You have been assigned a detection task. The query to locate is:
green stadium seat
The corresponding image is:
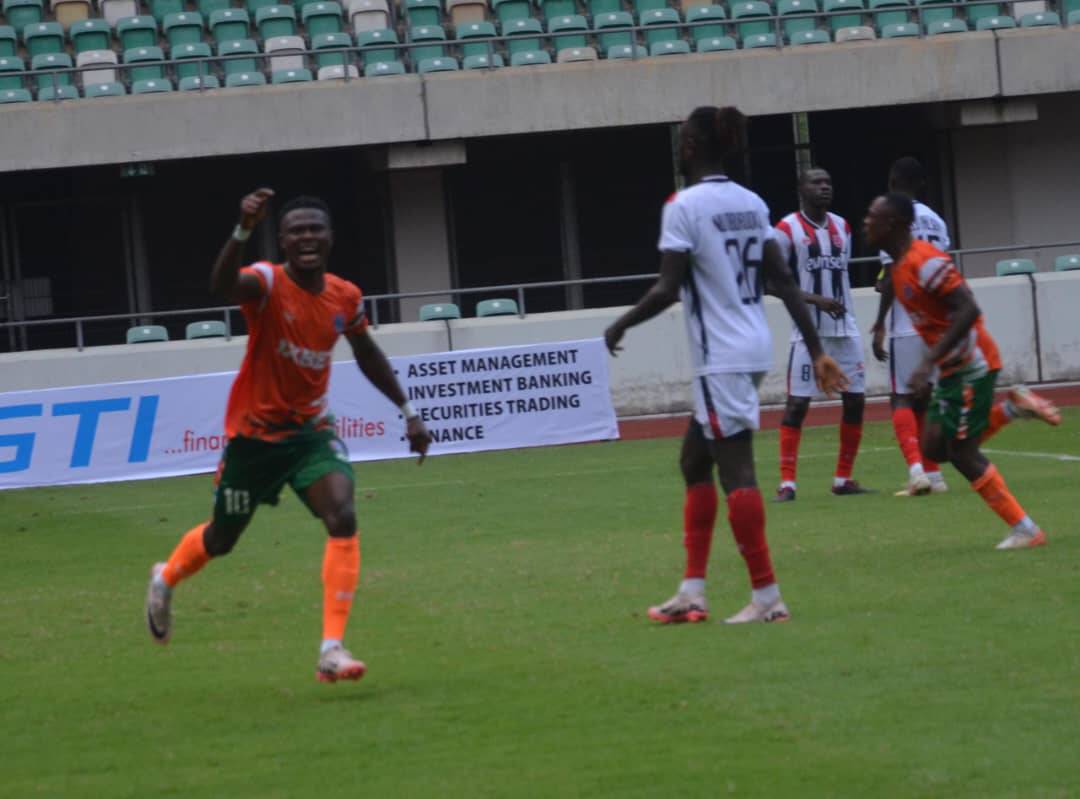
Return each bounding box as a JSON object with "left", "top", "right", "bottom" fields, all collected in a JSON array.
[
  {"left": 348, "top": 0, "right": 389, "bottom": 33},
  {"left": 357, "top": 28, "right": 399, "bottom": 66},
  {"left": 312, "top": 31, "right": 353, "bottom": 68},
  {"left": 246, "top": 0, "right": 278, "bottom": 13},
  {"left": 364, "top": 58, "right": 404, "bottom": 74},
  {"left": 209, "top": 9, "right": 251, "bottom": 42},
  {"left": 778, "top": 0, "right": 817, "bottom": 36},
  {"left": 510, "top": 48, "right": 551, "bottom": 64},
  {"left": 1054, "top": 254, "right": 1080, "bottom": 272},
  {"left": 476, "top": 298, "right": 518, "bottom": 317},
  {"left": 31, "top": 51, "right": 71, "bottom": 90},
  {"left": 685, "top": 5, "right": 728, "bottom": 43},
  {"left": 148, "top": 0, "right": 183, "bottom": 23},
  {"left": 974, "top": 14, "right": 1013, "bottom": 28},
  {"left": 869, "top": 0, "right": 908, "bottom": 27},
  {"left": 124, "top": 45, "right": 166, "bottom": 81},
  {"left": 405, "top": 0, "right": 441, "bottom": 26},
  {"left": 272, "top": 66, "right": 312, "bottom": 81},
  {"left": 163, "top": 12, "right": 205, "bottom": 46},
  {"left": 69, "top": 18, "right": 111, "bottom": 53},
  {"left": 408, "top": 24, "right": 447, "bottom": 61},
  {"left": 1020, "top": 10, "right": 1059, "bottom": 26},
  {"left": 132, "top": 76, "right": 173, "bottom": 92},
  {"left": 790, "top": 25, "right": 828, "bottom": 40},
  {"left": 256, "top": 5, "right": 297, "bottom": 38},
  {"left": 174, "top": 41, "right": 213, "bottom": 80},
  {"left": 732, "top": 1, "right": 772, "bottom": 38},
  {"left": 823, "top": 0, "right": 864, "bottom": 31},
  {"left": 995, "top": 258, "right": 1035, "bottom": 277},
  {"left": 926, "top": 17, "right": 967, "bottom": 32},
  {"left": 595, "top": 11, "right": 635, "bottom": 52},
  {"left": 186, "top": 320, "right": 228, "bottom": 339},
  {"left": 641, "top": 7, "right": 680, "bottom": 45},
  {"left": 549, "top": 15, "right": 588, "bottom": 50},
  {"left": 316, "top": 62, "right": 358, "bottom": 77},
  {"left": 116, "top": 16, "right": 159, "bottom": 50},
  {"left": 588, "top": 0, "right": 621, "bottom": 12},
  {"left": 418, "top": 54, "right": 459, "bottom": 70},
  {"left": 503, "top": 17, "right": 542, "bottom": 55},
  {"left": 457, "top": 20, "right": 497, "bottom": 59},
  {"left": 83, "top": 80, "right": 126, "bottom": 96},
  {"left": 0, "top": 86, "right": 31, "bottom": 101},
  {"left": 23, "top": 21, "right": 63, "bottom": 56},
  {"left": 178, "top": 73, "right": 220, "bottom": 88},
  {"left": 38, "top": 82, "right": 78, "bottom": 98},
  {"left": 0, "top": 55, "right": 26, "bottom": 90},
  {"left": 196, "top": 0, "right": 230, "bottom": 16},
  {"left": 2, "top": 0, "right": 44, "bottom": 35},
  {"left": 126, "top": 325, "right": 169, "bottom": 343},
  {"left": 556, "top": 45, "right": 597, "bottom": 60},
  {"left": 265, "top": 34, "right": 305, "bottom": 70},
  {"left": 834, "top": 23, "right": 874, "bottom": 38},
  {"left": 965, "top": 0, "right": 1001, "bottom": 26},
  {"left": 695, "top": 33, "right": 736, "bottom": 49},
  {"left": 635, "top": 0, "right": 669, "bottom": 12},
  {"left": 302, "top": 2, "right": 344, "bottom": 35},
  {"left": 880, "top": 19, "right": 917, "bottom": 34},
  {"left": 914, "top": 0, "right": 954, "bottom": 25},
  {"left": 492, "top": 0, "right": 531, "bottom": 22},
  {"left": 606, "top": 42, "right": 646, "bottom": 57},
  {"left": 76, "top": 48, "right": 119, "bottom": 83},
  {"left": 420, "top": 302, "right": 461, "bottom": 321},
  {"left": 462, "top": 52, "right": 503, "bottom": 67},
  {"left": 225, "top": 69, "right": 267, "bottom": 85},
  {"left": 218, "top": 38, "right": 259, "bottom": 74},
  {"left": 742, "top": 30, "right": 776, "bottom": 44},
  {"left": 539, "top": 0, "right": 575, "bottom": 16},
  {"left": 649, "top": 38, "right": 690, "bottom": 53},
  {"left": 0, "top": 25, "right": 16, "bottom": 55},
  {"left": 1069, "top": 9, "right": 1080, "bottom": 25}
]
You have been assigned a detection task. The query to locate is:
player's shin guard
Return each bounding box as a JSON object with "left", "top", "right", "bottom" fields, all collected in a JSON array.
[
  {"left": 161, "top": 523, "right": 212, "bottom": 588},
  {"left": 322, "top": 535, "right": 361, "bottom": 642},
  {"left": 836, "top": 421, "right": 862, "bottom": 480},
  {"left": 683, "top": 482, "right": 719, "bottom": 579},
  {"left": 779, "top": 425, "right": 801, "bottom": 485},
  {"left": 893, "top": 407, "right": 922, "bottom": 467},
  {"left": 727, "top": 487, "right": 775, "bottom": 589},
  {"left": 970, "top": 464, "right": 1026, "bottom": 527}
]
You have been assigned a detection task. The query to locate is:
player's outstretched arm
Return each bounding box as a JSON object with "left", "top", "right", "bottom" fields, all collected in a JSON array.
[
  {"left": 210, "top": 188, "right": 274, "bottom": 303},
  {"left": 762, "top": 240, "right": 848, "bottom": 397},
  {"left": 870, "top": 268, "right": 894, "bottom": 362},
  {"left": 346, "top": 327, "right": 432, "bottom": 464},
  {"left": 908, "top": 283, "right": 981, "bottom": 394},
  {"left": 604, "top": 251, "right": 688, "bottom": 355}
]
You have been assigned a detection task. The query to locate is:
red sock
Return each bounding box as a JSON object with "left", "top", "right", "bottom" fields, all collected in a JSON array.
[
  {"left": 779, "top": 425, "right": 801, "bottom": 484},
  {"left": 980, "top": 402, "right": 1011, "bottom": 443},
  {"left": 892, "top": 407, "right": 921, "bottom": 467},
  {"left": 683, "top": 481, "right": 718, "bottom": 579},
  {"left": 914, "top": 410, "right": 940, "bottom": 473},
  {"left": 836, "top": 421, "right": 862, "bottom": 480},
  {"left": 727, "top": 487, "right": 775, "bottom": 588},
  {"left": 162, "top": 523, "right": 211, "bottom": 588}
]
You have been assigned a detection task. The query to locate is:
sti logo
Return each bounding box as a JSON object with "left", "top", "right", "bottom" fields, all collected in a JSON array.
[{"left": 0, "top": 395, "right": 159, "bottom": 473}]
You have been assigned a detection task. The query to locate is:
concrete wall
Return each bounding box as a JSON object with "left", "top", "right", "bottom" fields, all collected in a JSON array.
[
  {"left": 2, "top": 30, "right": 1079, "bottom": 174},
  {"left": 5, "top": 273, "right": 1077, "bottom": 415},
  {"left": 388, "top": 167, "right": 454, "bottom": 321}
]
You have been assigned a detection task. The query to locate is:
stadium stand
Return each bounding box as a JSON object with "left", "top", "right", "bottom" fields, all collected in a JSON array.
[
  {"left": 996, "top": 258, "right": 1037, "bottom": 276},
  {"left": 420, "top": 302, "right": 461, "bottom": 320},
  {"left": 126, "top": 325, "right": 169, "bottom": 343},
  {"left": 476, "top": 298, "right": 519, "bottom": 317},
  {"left": 186, "top": 320, "right": 228, "bottom": 339}
]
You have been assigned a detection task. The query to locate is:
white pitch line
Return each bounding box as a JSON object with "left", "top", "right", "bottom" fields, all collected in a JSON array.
[{"left": 982, "top": 448, "right": 1080, "bottom": 462}]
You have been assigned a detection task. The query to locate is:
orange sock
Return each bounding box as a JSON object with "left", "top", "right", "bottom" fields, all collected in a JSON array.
[
  {"left": 892, "top": 407, "right": 921, "bottom": 468},
  {"left": 971, "top": 464, "right": 1026, "bottom": 526},
  {"left": 322, "top": 535, "right": 361, "bottom": 642},
  {"left": 779, "top": 425, "right": 801, "bottom": 484},
  {"left": 980, "top": 402, "right": 1012, "bottom": 443},
  {"left": 161, "top": 524, "right": 212, "bottom": 588}
]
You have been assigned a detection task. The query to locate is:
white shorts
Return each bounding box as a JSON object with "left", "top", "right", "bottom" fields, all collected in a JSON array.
[
  {"left": 692, "top": 372, "right": 765, "bottom": 440},
  {"left": 889, "top": 334, "right": 930, "bottom": 395},
  {"left": 786, "top": 336, "right": 866, "bottom": 397}
]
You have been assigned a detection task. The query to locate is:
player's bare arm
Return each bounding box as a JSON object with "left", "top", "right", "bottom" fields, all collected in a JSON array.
[
  {"left": 870, "top": 271, "right": 893, "bottom": 362},
  {"left": 209, "top": 188, "right": 275, "bottom": 303},
  {"left": 604, "top": 250, "right": 688, "bottom": 355},
  {"left": 804, "top": 293, "right": 846, "bottom": 319},
  {"left": 908, "top": 282, "right": 981, "bottom": 394},
  {"left": 346, "top": 326, "right": 432, "bottom": 463},
  {"left": 762, "top": 240, "right": 848, "bottom": 396}
]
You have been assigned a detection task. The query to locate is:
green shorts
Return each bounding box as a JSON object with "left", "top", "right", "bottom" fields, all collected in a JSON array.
[
  {"left": 929, "top": 369, "right": 998, "bottom": 441},
  {"left": 212, "top": 430, "right": 355, "bottom": 537}
]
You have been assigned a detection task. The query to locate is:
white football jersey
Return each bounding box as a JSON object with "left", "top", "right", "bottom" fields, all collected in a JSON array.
[
  {"left": 774, "top": 211, "right": 858, "bottom": 341},
  {"left": 659, "top": 176, "right": 776, "bottom": 376},
  {"left": 880, "top": 201, "right": 951, "bottom": 337}
]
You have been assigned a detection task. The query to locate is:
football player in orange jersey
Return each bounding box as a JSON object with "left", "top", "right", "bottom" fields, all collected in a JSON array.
[
  {"left": 146, "top": 188, "right": 431, "bottom": 682},
  {"left": 866, "top": 193, "right": 1060, "bottom": 550}
]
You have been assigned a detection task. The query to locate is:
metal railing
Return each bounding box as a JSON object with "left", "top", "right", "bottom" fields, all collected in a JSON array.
[
  {"left": 1, "top": 237, "right": 1078, "bottom": 351},
  {"left": 0, "top": 0, "right": 1069, "bottom": 98}
]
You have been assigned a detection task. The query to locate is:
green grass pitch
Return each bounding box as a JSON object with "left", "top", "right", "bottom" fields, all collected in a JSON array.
[{"left": 2, "top": 411, "right": 1079, "bottom": 798}]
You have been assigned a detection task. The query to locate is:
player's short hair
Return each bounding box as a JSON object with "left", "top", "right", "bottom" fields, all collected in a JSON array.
[
  {"left": 882, "top": 192, "right": 915, "bottom": 227},
  {"left": 277, "top": 195, "right": 332, "bottom": 229},
  {"left": 888, "top": 157, "right": 925, "bottom": 192},
  {"left": 798, "top": 166, "right": 829, "bottom": 185},
  {"left": 686, "top": 105, "right": 748, "bottom": 164}
]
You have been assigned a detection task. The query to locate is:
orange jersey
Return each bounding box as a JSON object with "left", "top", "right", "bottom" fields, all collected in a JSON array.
[
  {"left": 891, "top": 240, "right": 1001, "bottom": 377},
  {"left": 225, "top": 263, "right": 367, "bottom": 441}
]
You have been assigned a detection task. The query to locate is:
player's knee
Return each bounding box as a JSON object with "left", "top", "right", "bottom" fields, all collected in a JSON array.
[
  {"left": 841, "top": 393, "right": 865, "bottom": 424},
  {"left": 680, "top": 453, "right": 712, "bottom": 484},
  {"left": 323, "top": 506, "right": 357, "bottom": 539},
  {"left": 203, "top": 522, "right": 240, "bottom": 557},
  {"left": 782, "top": 398, "right": 809, "bottom": 428}
]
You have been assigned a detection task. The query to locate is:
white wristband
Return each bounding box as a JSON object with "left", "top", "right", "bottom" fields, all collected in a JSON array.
[
  {"left": 399, "top": 401, "right": 417, "bottom": 419},
  {"left": 232, "top": 224, "right": 252, "bottom": 242}
]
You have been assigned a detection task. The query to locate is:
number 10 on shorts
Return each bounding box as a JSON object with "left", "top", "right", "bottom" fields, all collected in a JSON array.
[{"left": 222, "top": 487, "right": 251, "bottom": 515}]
